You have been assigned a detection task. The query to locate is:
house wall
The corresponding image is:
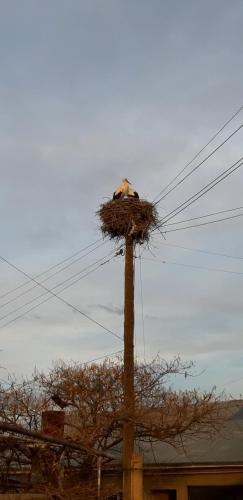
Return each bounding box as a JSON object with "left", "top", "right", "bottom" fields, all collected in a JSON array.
[
  {"left": 102, "top": 466, "right": 243, "bottom": 500},
  {"left": 143, "top": 468, "right": 243, "bottom": 500},
  {"left": 3, "top": 468, "right": 243, "bottom": 499}
]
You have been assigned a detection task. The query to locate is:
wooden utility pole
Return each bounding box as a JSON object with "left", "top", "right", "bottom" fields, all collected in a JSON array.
[
  {"left": 99, "top": 195, "right": 156, "bottom": 500},
  {"left": 123, "top": 236, "right": 135, "bottom": 500}
]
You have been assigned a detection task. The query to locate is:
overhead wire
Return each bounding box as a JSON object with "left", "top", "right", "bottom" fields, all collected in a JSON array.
[
  {"left": 0, "top": 240, "right": 107, "bottom": 310},
  {"left": 154, "top": 124, "right": 243, "bottom": 205},
  {"left": 152, "top": 105, "right": 243, "bottom": 204},
  {"left": 0, "top": 250, "right": 123, "bottom": 341},
  {"left": 161, "top": 205, "right": 243, "bottom": 227},
  {"left": 162, "top": 212, "right": 243, "bottom": 233},
  {"left": 142, "top": 256, "right": 243, "bottom": 277},
  {"left": 0, "top": 246, "right": 123, "bottom": 318},
  {"left": 152, "top": 107, "right": 243, "bottom": 391},
  {"left": 0, "top": 258, "right": 118, "bottom": 331},
  {"left": 0, "top": 349, "right": 125, "bottom": 389},
  {"left": 0, "top": 249, "right": 119, "bottom": 322},
  {"left": 0, "top": 269, "right": 123, "bottom": 340},
  {"left": 155, "top": 157, "right": 243, "bottom": 229},
  {"left": 83, "top": 349, "right": 123, "bottom": 366},
  {"left": 217, "top": 374, "right": 243, "bottom": 389},
  {"left": 156, "top": 241, "right": 243, "bottom": 262},
  {"left": 0, "top": 238, "right": 104, "bottom": 300}
]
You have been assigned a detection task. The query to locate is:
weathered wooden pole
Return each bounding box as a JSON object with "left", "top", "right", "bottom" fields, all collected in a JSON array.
[
  {"left": 97, "top": 456, "right": 102, "bottom": 500},
  {"left": 98, "top": 196, "right": 158, "bottom": 500},
  {"left": 123, "top": 235, "right": 135, "bottom": 500}
]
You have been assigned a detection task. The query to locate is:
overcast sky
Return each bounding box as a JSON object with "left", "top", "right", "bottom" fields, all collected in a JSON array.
[{"left": 0, "top": 0, "right": 243, "bottom": 396}]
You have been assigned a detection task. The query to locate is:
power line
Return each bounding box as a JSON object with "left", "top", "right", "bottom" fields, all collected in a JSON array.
[
  {"left": 218, "top": 375, "right": 243, "bottom": 389},
  {"left": 154, "top": 124, "right": 243, "bottom": 205},
  {"left": 142, "top": 256, "right": 243, "bottom": 277},
  {"left": 0, "top": 252, "right": 123, "bottom": 341},
  {"left": 0, "top": 240, "right": 107, "bottom": 310},
  {"left": 0, "top": 349, "right": 124, "bottom": 389},
  {"left": 156, "top": 157, "right": 243, "bottom": 228},
  {"left": 162, "top": 205, "right": 243, "bottom": 227},
  {"left": 0, "top": 247, "right": 122, "bottom": 324},
  {"left": 0, "top": 261, "right": 123, "bottom": 340},
  {"left": 156, "top": 159, "right": 243, "bottom": 232},
  {"left": 153, "top": 105, "right": 243, "bottom": 203},
  {"left": 83, "top": 350, "right": 123, "bottom": 366},
  {"left": 0, "top": 349, "right": 125, "bottom": 389},
  {"left": 157, "top": 241, "right": 243, "bottom": 262},
  {"left": 0, "top": 238, "right": 104, "bottom": 300},
  {"left": 0, "top": 250, "right": 118, "bottom": 322},
  {"left": 162, "top": 212, "right": 243, "bottom": 233},
  {"left": 0, "top": 257, "right": 114, "bottom": 328}
]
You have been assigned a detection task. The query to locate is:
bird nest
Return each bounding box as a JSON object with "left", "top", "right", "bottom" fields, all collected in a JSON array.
[{"left": 98, "top": 198, "right": 159, "bottom": 244}]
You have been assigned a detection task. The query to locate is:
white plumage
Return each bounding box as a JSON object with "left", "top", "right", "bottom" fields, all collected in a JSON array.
[{"left": 113, "top": 178, "right": 139, "bottom": 200}]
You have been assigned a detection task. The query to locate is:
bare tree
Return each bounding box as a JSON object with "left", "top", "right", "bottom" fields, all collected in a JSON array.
[
  {"left": 0, "top": 374, "right": 49, "bottom": 429},
  {"left": 38, "top": 356, "right": 226, "bottom": 450},
  {"left": 0, "top": 356, "right": 227, "bottom": 497}
]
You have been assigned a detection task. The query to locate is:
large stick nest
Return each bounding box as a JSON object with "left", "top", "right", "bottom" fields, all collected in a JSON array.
[{"left": 98, "top": 198, "right": 159, "bottom": 244}]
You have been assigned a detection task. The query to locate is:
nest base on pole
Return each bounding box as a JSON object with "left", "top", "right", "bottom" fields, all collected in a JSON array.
[{"left": 98, "top": 198, "right": 158, "bottom": 244}]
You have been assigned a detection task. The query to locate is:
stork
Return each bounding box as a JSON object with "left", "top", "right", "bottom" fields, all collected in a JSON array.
[{"left": 113, "top": 178, "right": 139, "bottom": 200}]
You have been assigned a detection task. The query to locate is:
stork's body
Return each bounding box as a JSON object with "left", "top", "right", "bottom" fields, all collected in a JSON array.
[{"left": 113, "top": 178, "right": 139, "bottom": 200}]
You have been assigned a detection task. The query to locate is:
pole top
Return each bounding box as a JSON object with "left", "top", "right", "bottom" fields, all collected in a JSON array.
[{"left": 98, "top": 198, "right": 159, "bottom": 244}]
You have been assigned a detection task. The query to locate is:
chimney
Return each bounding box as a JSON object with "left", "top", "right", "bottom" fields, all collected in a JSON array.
[{"left": 41, "top": 411, "right": 65, "bottom": 438}]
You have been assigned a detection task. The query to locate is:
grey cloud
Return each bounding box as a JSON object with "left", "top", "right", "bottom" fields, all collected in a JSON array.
[
  {"left": 0, "top": 0, "right": 243, "bottom": 386},
  {"left": 90, "top": 304, "right": 123, "bottom": 316}
]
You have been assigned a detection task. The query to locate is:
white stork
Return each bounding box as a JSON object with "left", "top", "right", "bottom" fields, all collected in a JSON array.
[{"left": 113, "top": 178, "right": 139, "bottom": 200}]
